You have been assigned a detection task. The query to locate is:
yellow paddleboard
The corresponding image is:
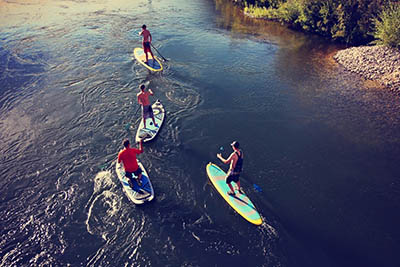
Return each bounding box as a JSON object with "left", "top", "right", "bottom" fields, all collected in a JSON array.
[{"left": 133, "top": 47, "right": 163, "bottom": 72}]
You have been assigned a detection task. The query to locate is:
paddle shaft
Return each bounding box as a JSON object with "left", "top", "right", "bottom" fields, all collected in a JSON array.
[
  {"left": 150, "top": 43, "right": 168, "bottom": 61},
  {"left": 135, "top": 105, "right": 141, "bottom": 116}
]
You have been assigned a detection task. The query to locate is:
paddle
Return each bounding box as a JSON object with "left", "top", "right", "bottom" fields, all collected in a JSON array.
[
  {"left": 150, "top": 43, "right": 168, "bottom": 62},
  {"left": 134, "top": 105, "right": 141, "bottom": 116}
]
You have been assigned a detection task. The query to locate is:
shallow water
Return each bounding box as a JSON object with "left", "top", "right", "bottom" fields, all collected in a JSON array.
[{"left": 1, "top": 0, "right": 400, "bottom": 266}]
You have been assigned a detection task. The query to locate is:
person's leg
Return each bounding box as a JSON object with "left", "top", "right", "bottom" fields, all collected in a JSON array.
[
  {"left": 227, "top": 183, "right": 235, "bottom": 195},
  {"left": 226, "top": 174, "right": 235, "bottom": 195},
  {"left": 125, "top": 172, "right": 134, "bottom": 188},
  {"left": 134, "top": 168, "right": 143, "bottom": 187},
  {"left": 141, "top": 106, "right": 147, "bottom": 128},
  {"left": 148, "top": 106, "right": 157, "bottom": 127},
  {"left": 151, "top": 116, "right": 158, "bottom": 127},
  {"left": 236, "top": 180, "right": 244, "bottom": 194},
  {"left": 235, "top": 179, "right": 241, "bottom": 190},
  {"left": 143, "top": 44, "right": 148, "bottom": 63},
  {"left": 144, "top": 43, "right": 152, "bottom": 63},
  {"left": 136, "top": 173, "right": 142, "bottom": 186}
]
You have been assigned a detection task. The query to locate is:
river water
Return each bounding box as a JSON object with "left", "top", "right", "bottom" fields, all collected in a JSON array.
[{"left": 1, "top": 0, "right": 400, "bottom": 266}]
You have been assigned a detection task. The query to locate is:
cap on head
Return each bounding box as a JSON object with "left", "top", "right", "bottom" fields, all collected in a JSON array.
[
  {"left": 140, "top": 84, "right": 145, "bottom": 90},
  {"left": 142, "top": 24, "right": 146, "bottom": 29},
  {"left": 231, "top": 141, "right": 240, "bottom": 149},
  {"left": 123, "top": 139, "right": 130, "bottom": 148}
]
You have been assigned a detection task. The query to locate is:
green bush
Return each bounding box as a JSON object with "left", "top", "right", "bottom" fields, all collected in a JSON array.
[
  {"left": 244, "top": 1, "right": 287, "bottom": 20},
  {"left": 373, "top": 2, "right": 400, "bottom": 47},
  {"left": 278, "top": 0, "right": 302, "bottom": 23},
  {"left": 241, "top": 0, "right": 397, "bottom": 45},
  {"left": 244, "top": 5, "right": 270, "bottom": 18},
  {"left": 244, "top": 0, "right": 302, "bottom": 23}
]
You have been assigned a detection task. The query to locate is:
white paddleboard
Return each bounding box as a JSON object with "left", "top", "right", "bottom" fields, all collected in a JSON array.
[
  {"left": 116, "top": 161, "right": 154, "bottom": 204},
  {"left": 135, "top": 100, "right": 165, "bottom": 143}
]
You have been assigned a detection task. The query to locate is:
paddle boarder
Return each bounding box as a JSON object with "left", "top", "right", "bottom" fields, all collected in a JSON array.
[
  {"left": 118, "top": 139, "right": 144, "bottom": 189},
  {"left": 217, "top": 141, "right": 244, "bottom": 195},
  {"left": 138, "top": 24, "right": 155, "bottom": 64},
  {"left": 137, "top": 84, "right": 158, "bottom": 129}
]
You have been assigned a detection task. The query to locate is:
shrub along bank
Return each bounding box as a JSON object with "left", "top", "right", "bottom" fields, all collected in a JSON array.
[{"left": 235, "top": 0, "right": 400, "bottom": 47}]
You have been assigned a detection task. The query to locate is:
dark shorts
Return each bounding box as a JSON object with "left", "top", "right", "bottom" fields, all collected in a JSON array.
[
  {"left": 143, "top": 42, "right": 151, "bottom": 53},
  {"left": 226, "top": 171, "right": 240, "bottom": 184},
  {"left": 125, "top": 167, "right": 142, "bottom": 181},
  {"left": 142, "top": 105, "right": 154, "bottom": 120}
]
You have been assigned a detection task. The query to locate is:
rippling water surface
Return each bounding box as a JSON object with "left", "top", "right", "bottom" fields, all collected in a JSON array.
[{"left": 1, "top": 0, "right": 400, "bottom": 266}]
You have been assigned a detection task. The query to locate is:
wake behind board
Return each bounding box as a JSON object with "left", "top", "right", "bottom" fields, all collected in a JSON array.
[
  {"left": 206, "top": 163, "right": 262, "bottom": 225},
  {"left": 135, "top": 100, "right": 165, "bottom": 143},
  {"left": 133, "top": 47, "right": 163, "bottom": 72},
  {"left": 116, "top": 161, "right": 154, "bottom": 204}
]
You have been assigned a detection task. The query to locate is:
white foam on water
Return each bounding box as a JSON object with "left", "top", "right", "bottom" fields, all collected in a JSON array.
[{"left": 86, "top": 190, "right": 122, "bottom": 240}]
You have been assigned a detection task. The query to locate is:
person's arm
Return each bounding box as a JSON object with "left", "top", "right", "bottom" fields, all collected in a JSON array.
[
  {"left": 117, "top": 151, "right": 122, "bottom": 163},
  {"left": 137, "top": 94, "right": 142, "bottom": 105},
  {"left": 217, "top": 152, "right": 234, "bottom": 165},
  {"left": 137, "top": 140, "right": 143, "bottom": 153},
  {"left": 148, "top": 89, "right": 154, "bottom": 95},
  {"left": 139, "top": 30, "right": 143, "bottom": 36},
  {"left": 132, "top": 141, "right": 143, "bottom": 155},
  {"left": 149, "top": 33, "right": 152, "bottom": 43},
  {"left": 217, "top": 153, "right": 226, "bottom": 163}
]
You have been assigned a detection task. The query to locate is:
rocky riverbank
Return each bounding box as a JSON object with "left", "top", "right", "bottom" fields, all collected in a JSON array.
[{"left": 334, "top": 45, "right": 400, "bottom": 91}]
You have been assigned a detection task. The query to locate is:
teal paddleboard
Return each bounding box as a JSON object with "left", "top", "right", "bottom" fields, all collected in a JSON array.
[{"left": 206, "top": 162, "right": 262, "bottom": 225}]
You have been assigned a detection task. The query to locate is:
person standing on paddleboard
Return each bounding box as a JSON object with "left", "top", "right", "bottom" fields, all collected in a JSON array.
[
  {"left": 138, "top": 24, "right": 155, "bottom": 64},
  {"left": 137, "top": 84, "right": 158, "bottom": 129},
  {"left": 217, "top": 141, "right": 244, "bottom": 195},
  {"left": 118, "top": 139, "right": 144, "bottom": 189}
]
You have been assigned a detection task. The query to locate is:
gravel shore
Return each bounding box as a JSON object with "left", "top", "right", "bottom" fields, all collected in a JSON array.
[{"left": 334, "top": 45, "right": 400, "bottom": 91}]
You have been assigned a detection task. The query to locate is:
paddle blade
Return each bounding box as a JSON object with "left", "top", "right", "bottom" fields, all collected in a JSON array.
[{"left": 253, "top": 184, "right": 262, "bottom": 192}]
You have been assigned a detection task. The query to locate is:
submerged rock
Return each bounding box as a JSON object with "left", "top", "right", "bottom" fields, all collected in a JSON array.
[{"left": 334, "top": 45, "right": 400, "bottom": 92}]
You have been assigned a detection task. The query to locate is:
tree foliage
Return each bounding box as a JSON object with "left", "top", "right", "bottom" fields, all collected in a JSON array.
[
  {"left": 373, "top": 2, "right": 400, "bottom": 47},
  {"left": 242, "top": 0, "right": 399, "bottom": 46}
]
